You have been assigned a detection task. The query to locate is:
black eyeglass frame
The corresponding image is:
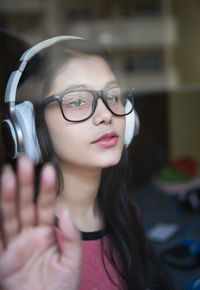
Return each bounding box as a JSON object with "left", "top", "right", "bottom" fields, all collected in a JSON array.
[{"left": 39, "top": 85, "right": 135, "bottom": 122}]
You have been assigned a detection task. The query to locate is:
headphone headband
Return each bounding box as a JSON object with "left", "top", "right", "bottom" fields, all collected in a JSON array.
[
  {"left": 4, "top": 35, "right": 83, "bottom": 103},
  {"left": 20, "top": 35, "right": 83, "bottom": 62}
]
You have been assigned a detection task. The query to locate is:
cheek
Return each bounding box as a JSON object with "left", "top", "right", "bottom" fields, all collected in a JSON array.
[
  {"left": 47, "top": 126, "right": 80, "bottom": 162},
  {"left": 118, "top": 117, "right": 126, "bottom": 140},
  {"left": 44, "top": 107, "right": 68, "bottom": 153},
  {"left": 45, "top": 108, "right": 86, "bottom": 161}
]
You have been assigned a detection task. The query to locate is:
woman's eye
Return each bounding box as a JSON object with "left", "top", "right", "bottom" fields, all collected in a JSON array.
[
  {"left": 107, "top": 95, "right": 119, "bottom": 102},
  {"left": 68, "top": 98, "right": 86, "bottom": 107}
]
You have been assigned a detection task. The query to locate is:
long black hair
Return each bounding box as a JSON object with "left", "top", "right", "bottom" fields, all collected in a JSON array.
[
  {"left": 98, "top": 149, "right": 174, "bottom": 289},
  {"left": 18, "top": 38, "right": 173, "bottom": 290}
]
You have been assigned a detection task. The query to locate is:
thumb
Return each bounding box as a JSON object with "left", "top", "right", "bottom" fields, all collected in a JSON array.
[{"left": 58, "top": 208, "right": 82, "bottom": 267}]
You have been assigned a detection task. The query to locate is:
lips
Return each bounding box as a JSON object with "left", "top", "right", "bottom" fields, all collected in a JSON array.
[{"left": 92, "top": 131, "right": 119, "bottom": 147}]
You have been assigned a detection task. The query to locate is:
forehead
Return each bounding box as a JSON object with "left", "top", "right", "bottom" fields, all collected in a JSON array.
[{"left": 50, "top": 55, "right": 116, "bottom": 93}]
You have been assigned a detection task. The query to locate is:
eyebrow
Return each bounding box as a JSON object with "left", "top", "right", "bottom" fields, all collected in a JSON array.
[
  {"left": 62, "top": 80, "right": 120, "bottom": 92},
  {"left": 105, "top": 80, "right": 120, "bottom": 88},
  {"left": 61, "top": 84, "right": 87, "bottom": 91}
]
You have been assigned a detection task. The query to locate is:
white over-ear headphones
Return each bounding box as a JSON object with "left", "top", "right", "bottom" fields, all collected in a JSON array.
[{"left": 2, "top": 35, "right": 139, "bottom": 164}]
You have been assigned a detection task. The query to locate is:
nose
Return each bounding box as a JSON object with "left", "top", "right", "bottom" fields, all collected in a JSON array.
[{"left": 93, "top": 99, "right": 112, "bottom": 125}]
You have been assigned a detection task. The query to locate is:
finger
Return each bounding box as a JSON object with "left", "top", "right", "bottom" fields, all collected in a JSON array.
[
  {"left": 0, "top": 206, "right": 3, "bottom": 253},
  {"left": 17, "top": 156, "right": 35, "bottom": 229},
  {"left": 37, "top": 164, "right": 57, "bottom": 226},
  {"left": 59, "top": 209, "right": 81, "bottom": 269},
  {"left": 0, "top": 168, "right": 19, "bottom": 246},
  {"left": 0, "top": 230, "right": 3, "bottom": 253}
]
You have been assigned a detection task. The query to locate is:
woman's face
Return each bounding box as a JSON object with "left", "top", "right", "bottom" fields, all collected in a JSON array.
[{"left": 44, "top": 55, "right": 125, "bottom": 171}]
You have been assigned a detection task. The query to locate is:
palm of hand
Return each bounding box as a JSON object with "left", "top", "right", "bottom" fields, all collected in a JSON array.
[{"left": 0, "top": 157, "right": 81, "bottom": 290}]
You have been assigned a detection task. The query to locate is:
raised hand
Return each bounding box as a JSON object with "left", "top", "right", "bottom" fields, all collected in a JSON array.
[{"left": 0, "top": 156, "right": 81, "bottom": 290}]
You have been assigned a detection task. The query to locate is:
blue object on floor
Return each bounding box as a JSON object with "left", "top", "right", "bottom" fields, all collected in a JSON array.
[
  {"left": 186, "top": 277, "right": 200, "bottom": 290},
  {"left": 161, "top": 239, "right": 200, "bottom": 269}
]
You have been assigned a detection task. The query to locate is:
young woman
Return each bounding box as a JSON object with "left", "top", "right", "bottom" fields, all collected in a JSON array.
[{"left": 0, "top": 37, "right": 173, "bottom": 290}]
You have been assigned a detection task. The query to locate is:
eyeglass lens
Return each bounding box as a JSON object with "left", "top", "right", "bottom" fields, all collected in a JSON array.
[{"left": 61, "top": 87, "right": 133, "bottom": 121}]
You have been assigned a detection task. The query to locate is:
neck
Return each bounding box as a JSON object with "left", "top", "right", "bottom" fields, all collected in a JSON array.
[{"left": 56, "top": 163, "right": 103, "bottom": 232}]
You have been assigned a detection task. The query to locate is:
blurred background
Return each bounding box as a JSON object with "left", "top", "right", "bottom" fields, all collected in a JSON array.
[{"left": 0, "top": 0, "right": 200, "bottom": 289}]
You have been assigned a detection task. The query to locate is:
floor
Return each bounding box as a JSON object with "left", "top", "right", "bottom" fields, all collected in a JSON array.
[{"left": 131, "top": 184, "right": 200, "bottom": 290}]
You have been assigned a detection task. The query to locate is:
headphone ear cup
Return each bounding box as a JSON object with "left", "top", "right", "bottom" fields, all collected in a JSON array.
[
  {"left": 125, "top": 100, "right": 136, "bottom": 147},
  {"left": 15, "top": 101, "right": 41, "bottom": 164},
  {"left": 2, "top": 118, "right": 18, "bottom": 159}
]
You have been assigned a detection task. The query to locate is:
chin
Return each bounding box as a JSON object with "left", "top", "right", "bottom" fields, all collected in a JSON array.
[
  {"left": 101, "top": 147, "right": 123, "bottom": 167},
  {"left": 97, "top": 154, "right": 122, "bottom": 169}
]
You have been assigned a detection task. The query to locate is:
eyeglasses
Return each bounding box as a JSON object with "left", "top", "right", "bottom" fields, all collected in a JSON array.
[{"left": 40, "top": 85, "right": 134, "bottom": 122}]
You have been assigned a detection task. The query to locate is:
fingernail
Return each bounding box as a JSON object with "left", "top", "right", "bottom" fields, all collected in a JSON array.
[
  {"left": 18, "top": 155, "right": 33, "bottom": 166},
  {"left": 43, "top": 164, "right": 56, "bottom": 180}
]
